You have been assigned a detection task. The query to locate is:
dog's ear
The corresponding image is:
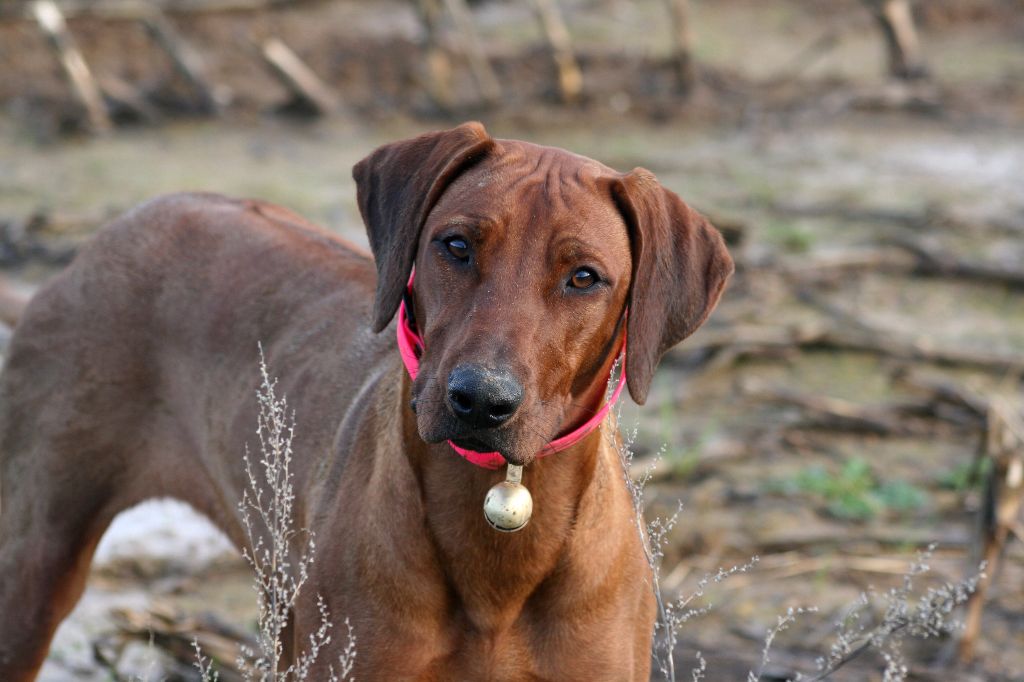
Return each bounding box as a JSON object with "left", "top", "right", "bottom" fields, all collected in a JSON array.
[
  {"left": 609, "top": 168, "right": 734, "bottom": 405},
  {"left": 353, "top": 122, "right": 495, "bottom": 332}
]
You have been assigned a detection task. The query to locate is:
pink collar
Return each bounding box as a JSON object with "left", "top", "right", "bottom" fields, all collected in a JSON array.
[{"left": 397, "top": 284, "right": 626, "bottom": 469}]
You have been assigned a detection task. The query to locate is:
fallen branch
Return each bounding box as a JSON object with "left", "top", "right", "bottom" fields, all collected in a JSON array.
[
  {"left": 769, "top": 26, "right": 843, "bottom": 86},
  {"left": 442, "top": 0, "right": 501, "bottom": 105},
  {"left": 98, "top": 74, "right": 163, "bottom": 123},
  {"left": 960, "top": 400, "right": 1024, "bottom": 662},
  {"left": 758, "top": 199, "right": 1024, "bottom": 236},
  {"left": 100, "top": 601, "right": 254, "bottom": 681},
  {"left": 529, "top": 0, "right": 581, "bottom": 103},
  {"left": 2, "top": 0, "right": 327, "bottom": 21},
  {"left": 884, "top": 236, "right": 1024, "bottom": 289},
  {"left": 740, "top": 382, "right": 949, "bottom": 437},
  {"left": 893, "top": 371, "right": 990, "bottom": 419},
  {"left": 672, "top": 322, "right": 1024, "bottom": 377},
  {"left": 30, "top": 0, "right": 112, "bottom": 133},
  {"left": 748, "top": 240, "right": 1024, "bottom": 291},
  {"left": 755, "top": 526, "right": 970, "bottom": 553},
  {"left": 863, "top": 0, "right": 929, "bottom": 80},
  {"left": 0, "top": 212, "right": 83, "bottom": 267},
  {"left": 663, "top": 0, "right": 696, "bottom": 93},
  {"left": 415, "top": 0, "right": 455, "bottom": 111},
  {"left": 260, "top": 37, "right": 339, "bottom": 115},
  {"left": 142, "top": 10, "right": 223, "bottom": 114},
  {"left": 763, "top": 248, "right": 916, "bottom": 281}
]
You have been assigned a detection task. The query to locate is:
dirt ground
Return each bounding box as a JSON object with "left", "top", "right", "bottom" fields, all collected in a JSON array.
[{"left": 1, "top": 0, "right": 1023, "bottom": 680}]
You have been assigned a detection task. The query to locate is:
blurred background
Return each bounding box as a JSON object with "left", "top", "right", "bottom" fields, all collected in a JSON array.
[{"left": 1, "top": 0, "right": 1022, "bottom": 679}]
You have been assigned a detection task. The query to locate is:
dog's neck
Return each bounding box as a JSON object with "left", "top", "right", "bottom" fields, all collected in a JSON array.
[{"left": 396, "top": 361, "right": 627, "bottom": 633}]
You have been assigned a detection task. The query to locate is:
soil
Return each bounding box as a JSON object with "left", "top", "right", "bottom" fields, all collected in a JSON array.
[{"left": 1, "top": 0, "right": 1023, "bottom": 680}]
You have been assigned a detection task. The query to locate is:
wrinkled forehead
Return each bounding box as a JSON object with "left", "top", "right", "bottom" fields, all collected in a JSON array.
[{"left": 430, "top": 140, "right": 628, "bottom": 233}]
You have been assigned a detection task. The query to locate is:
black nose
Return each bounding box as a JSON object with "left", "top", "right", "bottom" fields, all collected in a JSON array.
[{"left": 447, "top": 364, "right": 524, "bottom": 429}]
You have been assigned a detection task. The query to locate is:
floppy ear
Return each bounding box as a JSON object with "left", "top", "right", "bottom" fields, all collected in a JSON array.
[
  {"left": 609, "top": 168, "right": 734, "bottom": 404},
  {"left": 353, "top": 121, "right": 495, "bottom": 332}
]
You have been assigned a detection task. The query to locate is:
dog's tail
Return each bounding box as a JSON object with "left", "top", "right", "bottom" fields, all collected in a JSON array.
[{"left": 0, "top": 276, "right": 33, "bottom": 329}]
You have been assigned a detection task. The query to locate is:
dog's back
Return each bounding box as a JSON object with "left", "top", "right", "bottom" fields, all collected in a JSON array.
[{"left": 0, "top": 192, "right": 385, "bottom": 678}]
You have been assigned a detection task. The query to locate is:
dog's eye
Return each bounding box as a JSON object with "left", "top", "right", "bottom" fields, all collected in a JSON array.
[
  {"left": 445, "top": 237, "right": 470, "bottom": 261},
  {"left": 569, "top": 268, "right": 598, "bottom": 290}
]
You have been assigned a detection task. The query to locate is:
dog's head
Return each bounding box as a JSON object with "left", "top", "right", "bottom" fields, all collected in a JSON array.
[{"left": 354, "top": 122, "right": 733, "bottom": 465}]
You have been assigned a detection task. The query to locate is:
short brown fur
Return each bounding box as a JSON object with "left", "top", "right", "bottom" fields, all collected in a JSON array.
[{"left": 0, "top": 122, "right": 732, "bottom": 681}]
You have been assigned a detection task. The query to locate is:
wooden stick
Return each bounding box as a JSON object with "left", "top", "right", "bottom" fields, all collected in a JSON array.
[
  {"left": 259, "top": 38, "right": 339, "bottom": 115},
  {"left": 742, "top": 382, "right": 941, "bottom": 437},
  {"left": 756, "top": 526, "right": 970, "bottom": 553},
  {"left": 142, "top": 11, "right": 221, "bottom": 114},
  {"left": 672, "top": 322, "right": 1024, "bottom": 376},
  {"left": 441, "top": 0, "right": 501, "bottom": 105},
  {"left": 770, "top": 248, "right": 916, "bottom": 281},
  {"left": 893, "top": 371, "right": 990, "bottom": 418},
  {"left": 758, "top": 239, "right": 1024, "bottom": 290},
  {"left": 884, "top": 237, "right": 1024, "bottom": 289},
  {"left": 960, "top": 402, "right": 1024, "bottom": 662},
  {"left": 528, "top": 0, "right": 581, "bottom": 103},
  {"left": 30, "top": 0, "right": 111, "bottom": 133},
  {"left": 414, "top": 0, "right": 455, "bottom": 111},
  {"left": 2, "top": 0, "right": 317, "bottom": 21},
  {"left": 863, "top": 0, "right": 928, "bottom": 80},
  {"left": 663, "top": 0, "right": 696, "bottom": 92},
  {"left": 98, "top": 74, "right": 162, "bottom": 122},
  {"left": 109, "top": 601, "right": 253, "bottom": 681},
  {"left": 771, "top": 27, "right": 843, "bottom": 85},
  {"left": 763, "top": 198, "right": 1024, "bottom": 239},
  {"left": 763, "top": 198, "right": 938, "bottom": 228}
]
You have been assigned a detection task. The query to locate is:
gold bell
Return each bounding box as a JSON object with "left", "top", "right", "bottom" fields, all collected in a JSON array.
[{"left": 483, "top": 464, "right": 533, "bottom": 532}]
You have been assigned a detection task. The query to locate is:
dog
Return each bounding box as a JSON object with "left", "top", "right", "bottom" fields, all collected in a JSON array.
[{"left": 0, "top": 122, "right": 732, "bottom": 680}]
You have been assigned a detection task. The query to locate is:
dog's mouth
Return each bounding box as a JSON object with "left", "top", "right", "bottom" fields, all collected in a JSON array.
[
  {"left": 412, "top": 382, "right": 544, "bottom": 465},
  {"left": 445, "top": 423, "right": 537, "bottom": 465},
  {"left": 450, "top": 435, "right": 496, "bottom": 452}
]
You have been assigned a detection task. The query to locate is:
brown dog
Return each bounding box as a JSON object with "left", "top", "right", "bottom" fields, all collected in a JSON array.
[{"left": 0, "top": 122, "right": 732, "bottom": 680}]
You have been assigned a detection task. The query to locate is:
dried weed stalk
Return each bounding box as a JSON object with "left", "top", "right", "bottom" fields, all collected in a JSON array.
[
  {"left": 194, "top": 346, "right": 356, "bottom": 682},
  {"left": 792, "top": 546, "right": 986, "bottom": 682},
  {"left": 607, "top": 362, "right": 985, "bottom": 682},
  {"left": 607, "top": 360, "right": 757, "bottom": 681}
]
